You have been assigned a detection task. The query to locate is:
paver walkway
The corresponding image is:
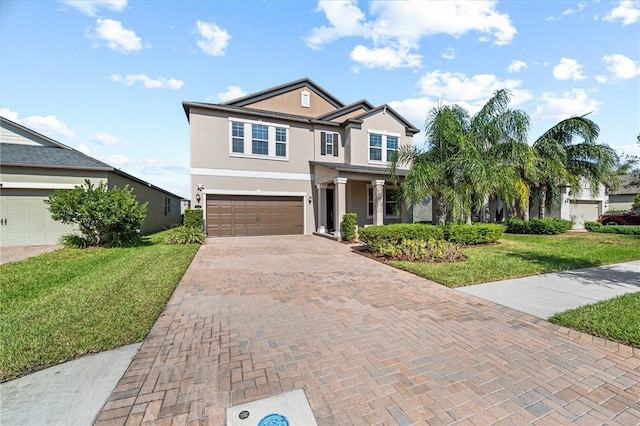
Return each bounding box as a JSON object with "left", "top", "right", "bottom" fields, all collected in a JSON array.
[{"left": 96, "top": 236, "right": 640, "bottom": 425}]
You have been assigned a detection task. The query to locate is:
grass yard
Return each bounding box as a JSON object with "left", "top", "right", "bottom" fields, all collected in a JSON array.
[
  {"left": 0, "top": 231, "right": 200, "bottom": 381},
  {"left": 549, "top": 292, "right": 640, "bottom": 348},
  {"left": 387, "top": 232, "right": 640, "bottom": 287}
]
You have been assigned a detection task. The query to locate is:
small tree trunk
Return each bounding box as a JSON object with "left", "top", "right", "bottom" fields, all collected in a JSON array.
[
  {"left": 436, "top": 194, "right": 446, "bottom": 225},
  {"left": 522, "top": 197, "right": 530, "bottom": 221},
  {"left": 539, "top": 186, "right": 547, "bottom": 219}
]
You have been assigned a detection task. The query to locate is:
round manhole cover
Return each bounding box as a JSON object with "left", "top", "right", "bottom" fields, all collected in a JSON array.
[{"left": 258, "top": 413, "right": 290, "bottom": 426}]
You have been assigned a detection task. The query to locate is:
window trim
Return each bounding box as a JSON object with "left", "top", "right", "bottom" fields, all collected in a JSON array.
[
  {"left": 228, "top": 118, "right": 289, "bottom": 161},
  {"left": 367, "top": 130, "right": 401, "bottom": 164}
]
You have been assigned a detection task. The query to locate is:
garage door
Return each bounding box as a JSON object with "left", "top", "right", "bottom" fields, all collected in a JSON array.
[
  {"left": 0, "top": 189, "right": 76, "bottom": 245},
  {"left": 570, "top": 200, "right": 600, "bottom": 226},
  {"left": 206, "top": 195, "right": 303, "bottom": 237}
]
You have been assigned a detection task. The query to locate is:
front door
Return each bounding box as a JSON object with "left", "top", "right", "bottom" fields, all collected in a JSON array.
[{"left": 326, "top": 188, "right": 334, "bottom": 231}]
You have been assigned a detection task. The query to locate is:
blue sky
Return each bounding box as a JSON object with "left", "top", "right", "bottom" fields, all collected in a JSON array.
[{"left": 1, "top": 0, "right": 639, "bottom": 198}]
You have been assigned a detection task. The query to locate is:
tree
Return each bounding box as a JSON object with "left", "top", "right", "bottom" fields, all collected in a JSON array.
[
  {"left": 391, "top": 90, "right": 532, "bottom": 224},
  {"left": 46, "top": 179, "right": 147, "bottom": 247},
  {"left": 532, "top": 115, "right": 617, "bottom": 219}
]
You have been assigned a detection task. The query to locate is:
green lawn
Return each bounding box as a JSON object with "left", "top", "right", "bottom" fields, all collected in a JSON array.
[
  {"left": 387, "top": 233, "right": 640, "bottom": 287},
  {"left": 549, "top": 292, "right": 640, "bottom": 348},
  {"left": 0, "top": 231, "right": 200, "bottom": 381}
]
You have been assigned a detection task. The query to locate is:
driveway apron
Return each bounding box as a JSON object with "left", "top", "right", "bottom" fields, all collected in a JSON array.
[{"left": 95, "top": 235, "right": 640, "bottom": 425}]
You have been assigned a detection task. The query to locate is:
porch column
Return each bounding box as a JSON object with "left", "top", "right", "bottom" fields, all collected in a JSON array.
[
  {"left": 315, "top": 183, "right": 327, "bottom": 233},
  {"left": 372, "top": 179, "right": 385, "bottom": 226},
  {"left": 334, "top": 177, "right": 347, "bottom": 238}
]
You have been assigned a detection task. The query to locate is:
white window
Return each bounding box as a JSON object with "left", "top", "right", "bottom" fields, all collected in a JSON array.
[
  {"left": 368, "top": 186, "right": 401, "bottom": 218},
  {"left": 368, "top": 131, "right": 401, "bottom": 163},
  {"left": 229, "top": 118, "right": 289, "bottom": 161},
  {"left": 301, "top": 90, "right": 310, "bottom": 108},
  {"left": 326, "top": 133, "right": 334, "bottom": 155}
]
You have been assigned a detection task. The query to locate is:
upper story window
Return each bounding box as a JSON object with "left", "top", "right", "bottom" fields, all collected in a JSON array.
[
  {"left": 369, "top": 131, "right": 401, "bottom": 163},
  {"left": 229, "top": 118, "right": 289, "bottom": 161},
  {"left": 232, "top": 122, "right": 244, "bottom": 153},
  {"left": 252, "top": 124, "right": 269, "bottom": 155},
  {"left": 321, "top": 132, "right": 339, "bottom": 157}
]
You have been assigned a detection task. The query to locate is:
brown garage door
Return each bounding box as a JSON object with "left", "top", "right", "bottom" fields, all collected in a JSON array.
[{"left": 206, "top": 195, "right": 303, "bottom": 237}]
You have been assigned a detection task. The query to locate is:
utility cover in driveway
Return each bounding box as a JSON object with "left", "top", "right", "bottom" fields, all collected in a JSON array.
[
  {"left": 206, "top": 195, "right": 303, "bottom": 237},
  {"left": 226, "top": 389, "right": 316, "bottom": 426}
]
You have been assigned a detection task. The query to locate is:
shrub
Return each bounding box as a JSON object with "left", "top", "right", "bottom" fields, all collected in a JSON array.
[
  {"left": 184, "top": 208, "right": 204, "bottom": 230},
  {"left": 584, "top": 221, "right": 603, "bottom": 232},
  {"left": 443, "top": 224, "right": 505, "bottom": 245},
  {"left": 341, "top": 213, "right": 357, "bottom": 242},
  {"left": 505, "top": 218, "right": 573, "bottom": 235},
  {"left": 60, "top": 234, "right": 92, "bottom": 249},
  {"left": 390, "top": 239, "right": 464, "bottom": 262},
  {"left": 633, "top": 193, "right": 640, "bottom": 209},
  {"left": 591, "top": 225, "right": 640, "bottom": 235},
  {"left": 163, "top": 226, "right": 206, "bottom": 244},
  {"left": 358, "top": 223, "right": 444, "bottom": 253},
  {"left": 46, "top": 179, "right": 147, "bottom": 247}
]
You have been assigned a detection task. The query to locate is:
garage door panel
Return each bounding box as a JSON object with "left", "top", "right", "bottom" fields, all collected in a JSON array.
[{"left": 206, "top": 195, "right": 303, "bottom": 237}]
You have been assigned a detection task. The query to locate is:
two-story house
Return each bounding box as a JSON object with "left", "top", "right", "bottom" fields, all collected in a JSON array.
[{"left": 183, "top": 78, "right": 420, "bottom": 238}]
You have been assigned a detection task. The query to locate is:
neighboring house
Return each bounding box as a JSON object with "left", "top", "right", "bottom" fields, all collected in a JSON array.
[
  {"left": 0, "top": 117, "right": 183, "bottom": 246},
  {"left": 608, "top": 175, "right": 639, "bottom": 211},
  {"left": 184, "top": 78, "right": 420, "bottom": 238}
]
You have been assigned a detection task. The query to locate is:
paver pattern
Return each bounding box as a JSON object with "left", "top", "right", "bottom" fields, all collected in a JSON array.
[{"left": 96, "top": 235, "right": 640, "bottom": 425}]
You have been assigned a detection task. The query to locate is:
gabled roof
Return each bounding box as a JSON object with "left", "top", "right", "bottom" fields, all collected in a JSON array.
[
  {"left": 223, "top": 77, "right": 345, "bottom": 109},
  {"left": 315, "top": 100, "right": 374, "bottom": 122},
  {"left": 0, "top": 117, "right": 184, "bottom": 199},
  {"left": 354, "top": 104, "right": 421, "bottom": 135}
]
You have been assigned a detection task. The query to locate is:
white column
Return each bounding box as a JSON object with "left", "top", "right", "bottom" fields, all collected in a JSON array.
[
  {"left": 334, "top": 178, "right": 347, "bottom": 238},
  {"left": 372, "top": 179, "right": 385, "bottom": 226},
  {"left": 315, "top": 183, "right": 327, "bottom": 233}
]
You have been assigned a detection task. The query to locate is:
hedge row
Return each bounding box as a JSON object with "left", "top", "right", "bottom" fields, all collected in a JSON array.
[
  {"left": 585, "top": 221, "right": 640, "bottom": 235},
  {"left": 504, "top": 218, "right": 573, "bottom": 235},
  {"left": 358, "top": 223, "right": 505, "bottom": 252}
]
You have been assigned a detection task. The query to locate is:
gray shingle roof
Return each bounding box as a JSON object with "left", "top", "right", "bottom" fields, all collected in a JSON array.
[{"left": 0, "top": 143, "right": 112, "bottom": 170}]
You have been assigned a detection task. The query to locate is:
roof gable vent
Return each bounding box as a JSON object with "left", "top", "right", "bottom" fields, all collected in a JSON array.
[{"left": 301, "top": 90, "right": 310, "bottom": 108}]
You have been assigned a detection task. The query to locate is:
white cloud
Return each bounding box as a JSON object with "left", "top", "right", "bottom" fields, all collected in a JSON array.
[
  {"left": 93, "top": 131, "right": 128, "bottom": 145},
  {"left": 196, "top": 21, "right": 231, "bottom": 56},
  {"left": 508, "top": 59, "right": 527, "bottom": 73},
  {"left": 75, "top": 144, "right": 91, "bottom": 155},
  {"left": 603, "top": 1, "right": 640, "bottom": 26},
  {"left": 111, "top": 74, "right": 184, "bottom": 89},
  {"left": 214, "top": 86, "right": 247, "bottom": 102},
  {"left": 595, "top": 75, "right": 608, "bottom": 83},
  {"left": 552, "top": 58, "right": 586, "bottom": 80},
  {"left": 61, "top": 0, "right": 127, "bottom": 16},
  {"left": 0, "top": 108, "right": 76, "bottom": 139},
  {"left": 350, "top": 45, "right": 423, "bottom": 69},
  {"left": 417, "top": 70, "right": 532, "bottom": 105},
  {"left": 441, "top": 47, "right": 456, "bottom": 60},
  {"left": 532, "top": 89, "right": 601, "bottom": 121},
  {"left": 602, "top": 54, "right": 640, "bottom": 79},
  {"left": 305, "top": 0, "right": 516, "bottom": 69},
  {"left": 546, "top": 1, "right": 587, "bottom": 20},
  {"left": 86, "top": 18, "right": 143, "bottom": 53}
]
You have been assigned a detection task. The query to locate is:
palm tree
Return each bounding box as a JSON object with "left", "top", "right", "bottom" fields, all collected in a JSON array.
[
  {"left": 532, "top": 115, "right": 617, "bottom": 219},
  {"left": 391, "top": 90, "right": 532, "bottom": 224}
]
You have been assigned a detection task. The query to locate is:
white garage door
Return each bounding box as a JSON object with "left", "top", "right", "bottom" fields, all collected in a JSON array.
[
  {"left": 570, "top": 200, "right": 600, "bottom": 227},
  {"left": 0, "top": 189, "right": 75, "bottom": 246}
]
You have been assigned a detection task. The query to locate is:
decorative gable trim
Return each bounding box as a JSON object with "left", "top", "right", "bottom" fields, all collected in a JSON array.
[
  {"left": 223, "top": 78, "right": 344, "bottom": 109},
  {"left": 315, "top": 100, "right": 374, "bottom": 122},
  {"left": 355, "top": 104, "right": 420, "bottom": 135}
]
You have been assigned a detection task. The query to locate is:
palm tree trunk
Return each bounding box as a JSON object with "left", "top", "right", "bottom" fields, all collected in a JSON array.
[
  {"left": 522, "top": 197, "right": 530, "bottom": 221},
  {"left": 435, "top": 194, "right": 446, "bottom": 225},
  {"left": 539, "top": 186, "right": 547, "bottom": 219}
]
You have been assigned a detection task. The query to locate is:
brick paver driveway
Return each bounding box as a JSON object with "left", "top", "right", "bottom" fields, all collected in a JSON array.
[{"left": 96, "top": 235, "right": 640, "bottom": 425}]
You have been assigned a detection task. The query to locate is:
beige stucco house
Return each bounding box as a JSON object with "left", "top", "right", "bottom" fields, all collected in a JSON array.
[
  {"left": 608, "top": 175, "right": 639, "bottom": 212},
  {"left": 184, "top": 78, "right": 419, "bottom": 238},
  {"left": 0, "top": 117, "right": 184, "bottom": 246}
]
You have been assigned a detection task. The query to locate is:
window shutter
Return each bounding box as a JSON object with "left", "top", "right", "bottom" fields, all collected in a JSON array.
[
  {"left": 333, "top": 133, "right": 339, "bottom": 157},
  {"left": 321, "top": 132, "right": 326, "bottom": 156}
]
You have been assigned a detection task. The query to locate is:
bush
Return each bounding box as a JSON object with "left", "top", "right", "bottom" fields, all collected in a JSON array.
[
  {"left": 46, "top": 179, "right": 147, "bottom": 247},
  {"left": 341, "top": 213, "right": 357, "bottom": 242},
  {"left": 443, "top": 224, "right": 505, "bottom": 245},
  {"left": 505, "top": 218, "right": 573, "bottom": 235},
  {"left": 386, "top": 239, "right": 464, "bottom": 262},
  {"left": 584, "top": 221, "right": 603, "bottom": 232},
  {"left": 184, "top": 208, "right": 204, "bottom": 230},
  {"left": 60, "top": 234, "right": 92, "bottom": 249},
  {"left": 163, "top": 226, "right": 206, "bottom": 244},
  {"left": 633, "top": 193, "right": 640, "bottom": 209},
  {"left": 358, "top": 223, "right": 444, "bottom": 253},
  {"left": 588, "top": 225, "right": 640, "bottom": 235}
]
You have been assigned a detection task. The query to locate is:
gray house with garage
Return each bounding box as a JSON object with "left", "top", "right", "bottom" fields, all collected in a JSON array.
[
  {"left": 0, "top": 116, "right": 184, "bottom": 246},
  {"left": 183, "top": 78, "right": 420, "bottom": 238}
]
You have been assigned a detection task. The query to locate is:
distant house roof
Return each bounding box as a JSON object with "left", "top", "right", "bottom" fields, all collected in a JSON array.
[
  {"left": 0, "top": 117, "right": 184, "bottom": 199},
  {"left": 611, "top": 175, "right": 640, "bottom": 195}
]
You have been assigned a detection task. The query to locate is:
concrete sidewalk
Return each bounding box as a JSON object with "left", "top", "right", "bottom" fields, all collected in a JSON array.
[{"left": 458, "top": 261, "right": 640, "bottom": 319}]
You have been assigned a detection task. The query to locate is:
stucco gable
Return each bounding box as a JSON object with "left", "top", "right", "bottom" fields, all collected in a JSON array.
[
  {"left": 354, "top": 105, "right": 420, "bottom": 136},
  {"left": 223, "top": 78, "right": 344, "bottom": 118},
  {"left": 315, "top": 100, "right": 374, "bottom": 123}
]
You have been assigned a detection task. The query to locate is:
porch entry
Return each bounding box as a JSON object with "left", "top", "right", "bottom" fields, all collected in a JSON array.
[{"left": 326, "top": 188, "right": 334, "bottom": 231}]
